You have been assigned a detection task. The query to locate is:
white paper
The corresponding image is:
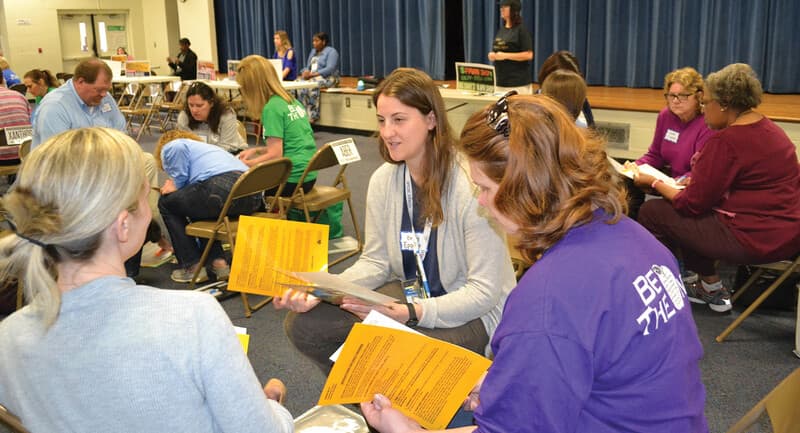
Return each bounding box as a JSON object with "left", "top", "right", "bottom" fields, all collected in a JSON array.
[
  {"left": 607, "top": 156, "right": 685, "bottom": 189},
  {"left": 278, "top": 271, "right": 398, "bottom": 306},
  {"left": 329, "top": 310, "right": 422, "bottom": 362}
]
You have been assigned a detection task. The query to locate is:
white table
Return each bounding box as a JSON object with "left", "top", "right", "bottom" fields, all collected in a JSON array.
[
  {"left": 197, "top": 79, "right": 319, "bottom": 91},
  {"left": 112, "top": 75, "right": 181, "bottom": 85}
]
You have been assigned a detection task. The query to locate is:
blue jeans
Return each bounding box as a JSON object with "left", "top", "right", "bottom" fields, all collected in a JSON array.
[{"left": 158, "top": 171, "right": 261, "bottom": 268}]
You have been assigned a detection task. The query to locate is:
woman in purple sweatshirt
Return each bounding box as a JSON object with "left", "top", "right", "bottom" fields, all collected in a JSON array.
[{"left": 626, "top": 67, "right": 713, "bottom": 219}]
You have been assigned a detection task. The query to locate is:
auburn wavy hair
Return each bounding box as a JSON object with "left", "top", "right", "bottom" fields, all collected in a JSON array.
[{"left": 458, "top": 94, "right": 626, "bottom": 263}]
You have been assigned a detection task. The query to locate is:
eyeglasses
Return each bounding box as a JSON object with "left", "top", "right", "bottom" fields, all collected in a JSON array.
[
  {"left": 664, "top": 92, "right": 693, "bottom": 103},
  {"left": 487, "top": 90, "right": 518, "bottom": 137}
]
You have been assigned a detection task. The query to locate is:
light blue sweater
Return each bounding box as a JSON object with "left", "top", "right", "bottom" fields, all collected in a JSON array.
[{"left": 0, "top": 276, "right": 293, "bottom": 433}]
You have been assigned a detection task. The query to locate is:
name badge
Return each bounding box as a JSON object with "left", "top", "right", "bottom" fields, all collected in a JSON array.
[
  {"left": 400, "top": 232, "right": 418, "bottom": 251},
  {"left": 101, "top": 103, "right": 112, "bottom": 113},
  {"left": 664, "top": 129, "right": 679, "bottom": 143}
]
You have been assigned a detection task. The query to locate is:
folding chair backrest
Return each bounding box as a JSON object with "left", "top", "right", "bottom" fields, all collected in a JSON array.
[
  {"left": 229, "top": 157, "right": 292, "bottom": 203},
  {"left": 294, "top": 141, "right": 348, "bottom": 187},
  {"left": 726, "top": 367, "right": 800, "bottom": 433}
]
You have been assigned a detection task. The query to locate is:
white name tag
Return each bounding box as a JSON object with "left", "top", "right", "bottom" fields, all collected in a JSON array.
[
  {"left": 664, "top": 129, "right": 679, "bottom": 143},
  {"left": 330, "top": 138, "right": 361, "bottom": 165},
  {"left": 3, "top": 126, "right": 33, "bottom": 145},
  {"left": 400, "top": 231, "right": 424, "bottom": 251},
  {"left": 101, "top": 103, "right": 112, "bottom": 113}
]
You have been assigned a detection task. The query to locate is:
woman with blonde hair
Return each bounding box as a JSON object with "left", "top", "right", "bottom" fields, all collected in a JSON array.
[
  {"left": 277, "top": 68, "right": 515, "bottom": 375},
  {"left": 236, "top": 54, "right": 316, "bottom": 197},
  {"left": 625, "top": 67, "right": 713, "bottom": 219},
  {"left": 361, "top": 94, "right": 707, "bottom": 433},
  {"left": 273, "top": 30, "right": 297, "bottom": 80},
  {"left": 0, "top": 127, "right": 292, "bottom": 432}
]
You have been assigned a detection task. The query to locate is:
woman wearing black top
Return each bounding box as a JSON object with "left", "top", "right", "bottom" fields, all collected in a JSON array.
[{"left": 488, "top": 0, "right": 533, "bottom": 94}]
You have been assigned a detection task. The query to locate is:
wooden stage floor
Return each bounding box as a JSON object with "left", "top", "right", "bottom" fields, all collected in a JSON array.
[{"left": 336, "top": 77, "right": 800, "bottom": 123}]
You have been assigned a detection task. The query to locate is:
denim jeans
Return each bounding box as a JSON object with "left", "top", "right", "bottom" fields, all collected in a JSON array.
[{"left": 158, "top": 171, "right": 261, "bottom": 268}]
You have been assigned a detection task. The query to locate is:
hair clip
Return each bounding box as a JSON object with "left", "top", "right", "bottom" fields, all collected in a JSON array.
[{"left": 487, "top": 90, "right": 517, "bottom": 137}]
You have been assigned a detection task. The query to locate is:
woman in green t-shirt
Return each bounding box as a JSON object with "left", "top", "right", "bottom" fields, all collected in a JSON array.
[
  {"left": 236, "top": 54, "right": 317, "bottom": 197},
  {"left": 23, "top": 69, "right": 59, "bottom": 105}
]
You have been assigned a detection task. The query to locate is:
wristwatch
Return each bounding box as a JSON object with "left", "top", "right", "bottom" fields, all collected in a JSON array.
[{"left": 405, "top": 303, "right": 418, "bottom": 327}]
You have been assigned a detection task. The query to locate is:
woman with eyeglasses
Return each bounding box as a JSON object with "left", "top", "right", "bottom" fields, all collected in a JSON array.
[
  {"left": 360, "top": 93, "right": 708, "bottom": 433},
  {"left": 624, "top": 67, "right": 713, "bottom": 219},
  {"left": 636, "top": 63, "right": 800, "bottom": 314},
  {"left": 276, "top": 68, "right": 516, "bottom": 375},
  {"left": 177, "top": 81, "right": 247, "bottom": 155}
]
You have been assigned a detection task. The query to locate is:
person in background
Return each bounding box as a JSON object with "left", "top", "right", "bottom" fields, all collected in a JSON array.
[
  {"left": 155, "top": 129, "right": 261, "bottom": 283},
  {"left": 636, "top": 63, "right": 800, "bottom": 313},
  {"left": 23, "top": 69, "right": 59, "bottom": 105},
  {"left": 0, "top": 57, "right": 21, "bottom": 87},
  {"left": 540, "top": 69, "right": 587, "bottom": 125},
  {"left": 277, "top": 68, "right": 516, "bottom": 374},
  {"left": 31, "top": 58, "right": 165, "bottom": 279},
  {"left": 235, "top": 54, "right": 344, "bottom": 238},
  {"left": 296, "top": 31, "right": 340, "bottom": 122},
  {"left": 361, "top": 93, "right": 708, "bottom": 433},
  {"left": 167, "top": 37, "right": 197, "bottom": 81},
  {"left": 0, "top": 127, "right": 293, "bottom": 433},
  {"left": 116, "top": 46, "right": 134, "bottom": 60},
  {"left": 273, "top": 30, "right": 297, "bottom": 81},
  {"left": 177, "top": 81, "right": 247, "bottom": 154},
  {"left": 235, "top": 54, "right": 316, "bottom": 194},
  {"left": 625, "top": 67, "right": 713, "bottom": 220},
  {"left": 488, "top": 0, "right": 533, "bottom": 94},
  {"left": 0, "top": 71, "right": 31, "bottom": 165},
  {"left": 537, "top": 50, "right": 595, "bottom": 127}
]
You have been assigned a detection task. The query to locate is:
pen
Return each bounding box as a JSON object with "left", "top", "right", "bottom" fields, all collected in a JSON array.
[{"left": 415, "top": 254, "right": 432, "bottom": 298}]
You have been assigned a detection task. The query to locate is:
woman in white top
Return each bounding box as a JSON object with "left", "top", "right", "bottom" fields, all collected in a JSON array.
[{"left": 177, "top": 81, "right": 247, "bottom": 154}]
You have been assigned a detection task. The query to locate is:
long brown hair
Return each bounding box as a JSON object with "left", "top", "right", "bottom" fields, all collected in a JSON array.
[
  {"left": 458, "top": 95, "right": 626, "bottom": 263},
  {"left": 372, "top": 68, "right": 456, "bottom": 226}
]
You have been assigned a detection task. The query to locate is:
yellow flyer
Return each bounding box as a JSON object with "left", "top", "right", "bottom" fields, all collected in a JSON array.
[
  {"left": 228, "top": 216, "right": 329, "bottom": 297},
  {"left": 319, "top": 323, "right": 491, "bottom": 430}
]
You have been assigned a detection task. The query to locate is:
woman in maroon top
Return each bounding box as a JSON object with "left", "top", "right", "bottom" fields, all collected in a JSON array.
[{"left": 636, "top": 63, "right": 800, "bottom": 313}]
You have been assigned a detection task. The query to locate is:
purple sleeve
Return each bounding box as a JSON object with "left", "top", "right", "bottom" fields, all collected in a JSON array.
[
  {"left": 473, "top": 333, "right": 592, "bottom": 433},
  {"left": 636, "top": 109, "right": 669, "bottom": 168}
]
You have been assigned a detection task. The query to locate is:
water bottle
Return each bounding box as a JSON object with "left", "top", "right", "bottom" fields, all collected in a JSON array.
[{"left": 357, "top": 79, "right": 365, "bottom": 91}]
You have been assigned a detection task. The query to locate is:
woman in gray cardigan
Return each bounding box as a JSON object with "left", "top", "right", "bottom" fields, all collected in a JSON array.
[{"left": 275, "top": 68, "right": 516, "bottom": 373}]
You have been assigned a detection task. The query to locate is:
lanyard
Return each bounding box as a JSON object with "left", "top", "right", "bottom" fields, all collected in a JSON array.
[
  {"left": 403, "top": 165, "right": 433, "bottom": 298},
  {"left": 404, "top": 166, "right": 432, "bottom": 260}
]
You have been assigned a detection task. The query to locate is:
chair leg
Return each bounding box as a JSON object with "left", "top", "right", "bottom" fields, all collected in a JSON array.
[
  {"left": 717, "top": 263, "right": 800, "bottom": 342},
  {"left": 328, "top": 198, "right": 363, "bottom": 266},
  {"left": 241, "top": 293, "right": 273, "bottom": 318},
  {"left": 731, "top": 267, "right": 765, "bottom": 303},
  {"left": 16, "top": 283, "right": 23, "bottom": 310},
  {"left": 190, "top": 238, "right": 215, "bottom": 289}
]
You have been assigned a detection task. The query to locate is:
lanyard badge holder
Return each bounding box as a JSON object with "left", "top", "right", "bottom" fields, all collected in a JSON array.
[{"left": 401, "top": 166, "right": 433, "bottom": 304}]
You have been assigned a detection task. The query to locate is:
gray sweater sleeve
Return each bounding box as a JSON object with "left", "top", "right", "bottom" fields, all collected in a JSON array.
[{"left": 340, "top": 162, "right": 515, "bottom": 339}]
